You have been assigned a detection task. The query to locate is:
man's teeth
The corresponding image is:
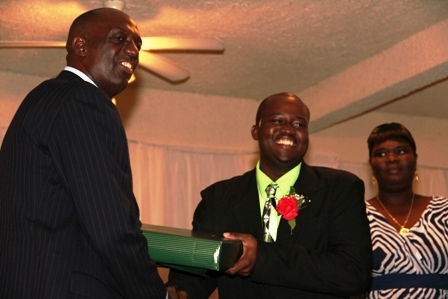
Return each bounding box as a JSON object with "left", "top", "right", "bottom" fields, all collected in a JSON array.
[
  {"left": 121, "top": 62, "right": 132, "bottom": 70},
  {"left": 277, "top": 139, "right": 294, "bottom": 146}
]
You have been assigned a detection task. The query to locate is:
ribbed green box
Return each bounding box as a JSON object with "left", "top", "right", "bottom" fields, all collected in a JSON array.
[{"left": 141, "top": 224, "right": 243, "bottom": 274}]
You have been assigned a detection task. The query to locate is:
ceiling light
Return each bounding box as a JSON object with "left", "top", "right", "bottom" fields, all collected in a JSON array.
[{"left": 103, "top": 0, "right": 125, "bottom": 11}]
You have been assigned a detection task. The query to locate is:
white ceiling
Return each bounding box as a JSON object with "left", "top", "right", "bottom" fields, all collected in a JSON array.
[{"left": 1, "top": 0, "right": 448, "bottom": 132}]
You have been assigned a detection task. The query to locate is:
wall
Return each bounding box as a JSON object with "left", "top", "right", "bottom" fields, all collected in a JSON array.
[
  {"left": 2, "top": 71, "right": 448, "bottom": 299},
  {"left": 3, "top": 71, "right": 448, "bottom": 171},
  {"left": 115, "top": 85, "right": 260, "bottom": 152},
  {"left": 310, "top": 111, "right": 448, "bottom": 170},
  {"left": 2, "top": 70, "right": 448, "bottom": 198}
]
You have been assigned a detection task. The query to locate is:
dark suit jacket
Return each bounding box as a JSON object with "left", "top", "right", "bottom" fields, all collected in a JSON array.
[
  {"left": 0, "top": 71, "right": 166, "bottom": 299},
  {"left": 168, "top": 164, "right": 372, "bottom": 299}
]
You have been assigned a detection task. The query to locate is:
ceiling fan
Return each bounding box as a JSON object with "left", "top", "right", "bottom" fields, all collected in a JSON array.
[
  {"left": 0, "top": 37, "right": 224, "bottom": 82},
  {"left": 0, "top": 0, "right": 225, "bottom": 83}
]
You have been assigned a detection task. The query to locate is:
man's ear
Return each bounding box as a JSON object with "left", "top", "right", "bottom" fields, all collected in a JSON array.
[
  {"left": 251, "top": 125, "right": 259, "bottom": 141},
  {"left": 72, "top": 37, "right": 87, "bottom": 56}
]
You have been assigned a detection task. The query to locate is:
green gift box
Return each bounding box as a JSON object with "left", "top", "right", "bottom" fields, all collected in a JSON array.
[{"left": 141, "top": 224, "right": 243, "bottom": 275}]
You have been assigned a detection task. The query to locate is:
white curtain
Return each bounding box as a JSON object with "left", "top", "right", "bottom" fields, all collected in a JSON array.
[
  {"left": 128, "top": 140, "right": 258, "bottom": 229},
  {"left": 1, "top": 126, "right": 447, "bottom": 230},
  {"left": 131, "top": 142, "right": 448, "bottom": 229}
]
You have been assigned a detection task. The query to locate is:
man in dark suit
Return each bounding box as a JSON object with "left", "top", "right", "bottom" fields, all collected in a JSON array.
[
  {"left": 167, "top": 92, "right": 372, "bottom": 298},
  {"left": 0, "top": 8, "right": 174, "bottom": 299}
]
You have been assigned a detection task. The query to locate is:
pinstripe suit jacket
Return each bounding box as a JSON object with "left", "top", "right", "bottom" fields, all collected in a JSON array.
[
  {"left": 168, "top": 165, "right": 372, "bottom": 299},
  {"left": 0, "top": 71, "right": 166, "bottom": 299}
]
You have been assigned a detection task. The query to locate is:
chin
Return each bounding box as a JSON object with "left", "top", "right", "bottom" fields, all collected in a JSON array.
[
  {"left": 276, "top": 156, "right": 301, "bottom": 166},
  {"left": 113, "top": 82, "right": 128, "bottom": 96},
  {"left": 277, "top": 151, "right": 302, "bottom": 161}
]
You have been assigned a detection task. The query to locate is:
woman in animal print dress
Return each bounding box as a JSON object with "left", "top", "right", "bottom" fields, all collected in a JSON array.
[{"left": 360, "top": 122, "right": 448, "bottom": 299}]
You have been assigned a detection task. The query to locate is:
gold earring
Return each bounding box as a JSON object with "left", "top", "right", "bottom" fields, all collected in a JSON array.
[
  {"left": 372, "top": 176, "right": 377, "bottom": 185},
  {"left": 414, "top": 171, "right": 419, "bottom": 181}
]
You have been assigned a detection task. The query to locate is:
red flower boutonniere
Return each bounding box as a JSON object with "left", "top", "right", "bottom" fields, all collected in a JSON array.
[{"left": 276, "top": 187, "right": 309, "bottom": 234}]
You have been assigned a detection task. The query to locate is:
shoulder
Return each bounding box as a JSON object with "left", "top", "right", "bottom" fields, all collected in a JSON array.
[
  {"left": 297, "top": 164, "right": 364, "bottom": 202},
  {"left": 429, "top": 195, "right": 448, "bottom": 211},
  {"left": 26, "top": 71, "right": 105, "bottom": 109},
  {"left": 432, "top": 195, "right": 447, "bottom": 201},
  {"left": 18, "top": 73, "right": 96, "bottom": 131},
  {"left": 26, "top": 73, "right": 110, "bottom": 116},
  {"left": 193, "top": 169, "right": 256, "bottom": 231},
  {"left": 40, "top": 71, "right": 94, "bottom": 91},
  {"left": 202, "top": 169, "right": 255, "bottom": 195}
]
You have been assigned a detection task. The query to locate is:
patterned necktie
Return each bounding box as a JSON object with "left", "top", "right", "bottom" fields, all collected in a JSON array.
[{"left": 262, "top": 183, "right": 278, "bottom": 243}]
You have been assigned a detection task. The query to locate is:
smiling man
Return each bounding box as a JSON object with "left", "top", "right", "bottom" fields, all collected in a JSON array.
[
  {"left": 0, "top": 8, "right": 171, "bottom": 299},
  {"left": 167, "top": 92, "right": 373, "bottom": 299}
]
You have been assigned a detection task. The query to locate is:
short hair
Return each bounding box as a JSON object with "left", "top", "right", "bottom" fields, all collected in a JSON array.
[
  {"left": 255, "top": 92, "right": 306, "bottom": 125},
  {"left": 367, "top": 122, "right": 417, "bottom": 158}
]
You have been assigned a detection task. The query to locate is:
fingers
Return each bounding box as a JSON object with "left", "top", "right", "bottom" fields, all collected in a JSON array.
[
  {"left": 166, "top": 285, "right": 188, "bottom": 299},
  {"left": 223, "top": 232, "right": 258, "bottom": 277}
]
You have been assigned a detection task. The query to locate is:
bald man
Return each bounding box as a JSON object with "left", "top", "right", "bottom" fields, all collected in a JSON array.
[{"left": 0, "top": 8, "right": 172, "bottom": 299}]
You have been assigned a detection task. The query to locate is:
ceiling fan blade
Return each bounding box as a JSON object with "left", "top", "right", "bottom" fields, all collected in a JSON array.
[
  {"left": 141, "top": 37, "right": 224, "bottom": 51},
  {"left": 138, "top": 51, "right": 189, "bottom": 82},
  {"left": 0, "top": 41, "right": 192, "bottom": 82},
  {"left": 0, "top": 41, "right": 65, "bottom": 48}
]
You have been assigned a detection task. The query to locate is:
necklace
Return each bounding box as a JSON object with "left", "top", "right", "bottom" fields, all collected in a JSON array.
[{"left": 376, "top": 193, "right": 415, "bottom": 236}]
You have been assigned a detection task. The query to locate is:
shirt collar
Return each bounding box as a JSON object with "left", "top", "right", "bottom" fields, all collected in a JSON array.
[
  {"left": 255, "top": 161, "right": 301, "bottom": 200},
  {"left": 64, "top": 66, "right": 97, "bottom": 87}
]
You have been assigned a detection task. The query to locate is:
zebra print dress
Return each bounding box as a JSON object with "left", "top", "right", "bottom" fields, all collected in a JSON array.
[{"left": 362, "top": 196, "right": 448, "bottom": 299}]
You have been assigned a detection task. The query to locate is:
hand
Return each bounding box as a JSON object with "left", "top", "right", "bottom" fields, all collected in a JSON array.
[
  {"left": 167, "top": 285, "right": 188, "bottom": 299},
  {"left": 223, "top": 232, "right": 257, "bottom": 277}
]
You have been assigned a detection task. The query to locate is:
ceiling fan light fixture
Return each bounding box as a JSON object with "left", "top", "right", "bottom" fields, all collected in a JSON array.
[{"left": 103, "top": 0, "right": 126, "bottom": 11}]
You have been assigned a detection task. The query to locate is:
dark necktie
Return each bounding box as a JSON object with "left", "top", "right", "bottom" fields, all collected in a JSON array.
[{"left": 262, "top": 183, "right": 278, "bottom": 243}]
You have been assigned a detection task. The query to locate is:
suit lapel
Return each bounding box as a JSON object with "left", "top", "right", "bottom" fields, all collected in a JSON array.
[
  {"left": 226, "top": 165, "right": 322, "bottom": 243},
  {"left": 228, "top": 170, "right": 265, "bottom": 240},
  {"left": 277, "top": 163, "right": 320, "bottom": 243}
]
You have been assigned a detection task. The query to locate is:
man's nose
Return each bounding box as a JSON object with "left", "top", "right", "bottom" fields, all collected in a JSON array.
[
  {"left": 125, "top": 41, "right": 139, "bottom": 57},
  {"left": 280, "top": 122, "right": 294, "bottom": 133}
]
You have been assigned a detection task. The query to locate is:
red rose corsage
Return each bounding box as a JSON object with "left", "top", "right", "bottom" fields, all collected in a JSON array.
[{"left": 276, "top": 187, "right": 309, "bottom": 234}]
